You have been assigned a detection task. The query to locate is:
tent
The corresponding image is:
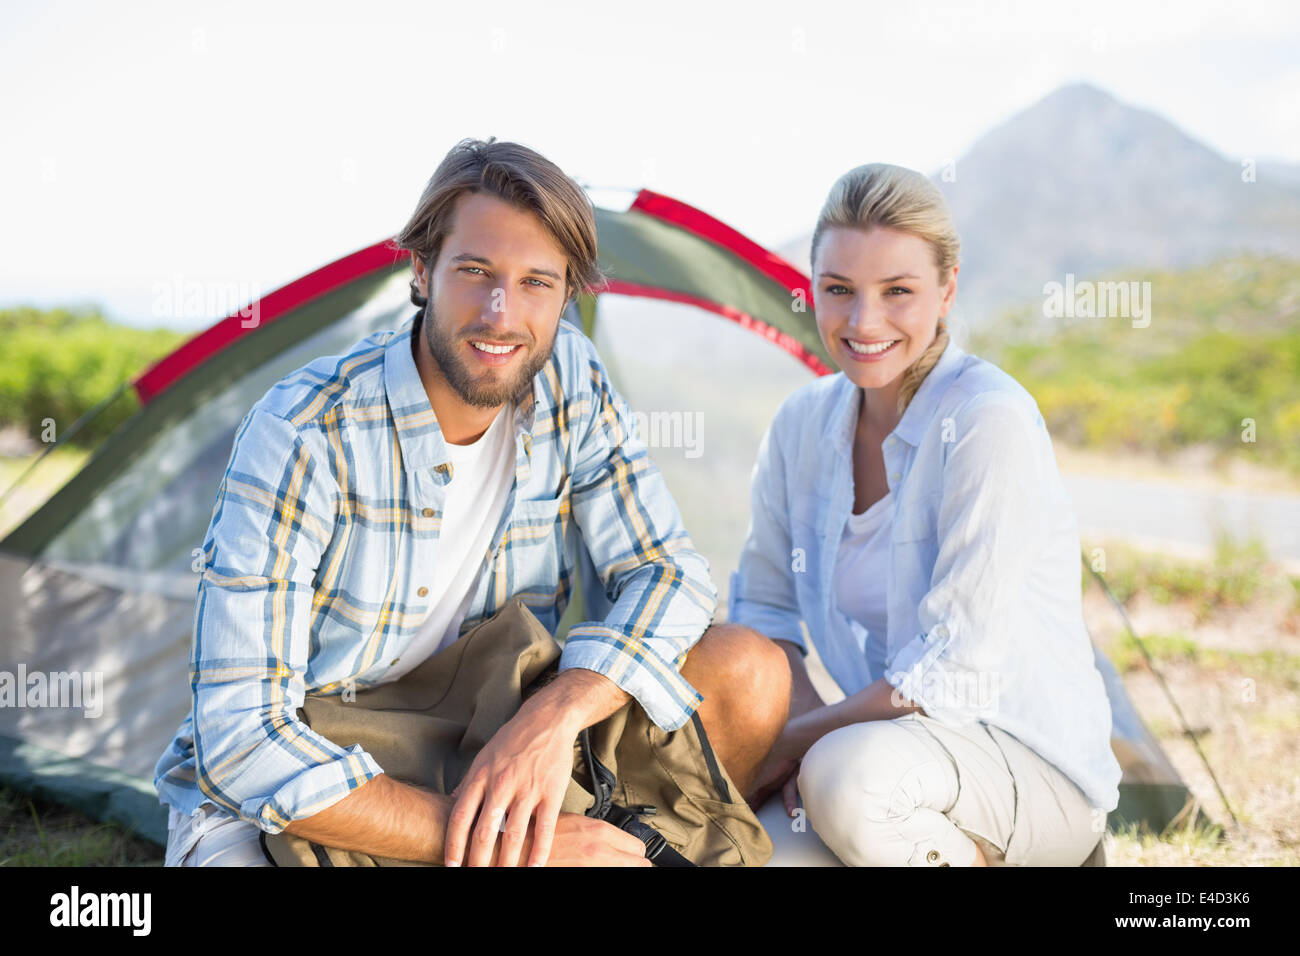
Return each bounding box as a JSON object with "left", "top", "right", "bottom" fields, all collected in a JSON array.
[{"left": 0, "top": 188, "right": 1193, "bottom": 855}]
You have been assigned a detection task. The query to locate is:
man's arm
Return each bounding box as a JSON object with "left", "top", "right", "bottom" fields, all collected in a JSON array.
[
  {"left": 286, "top": 773, "right": 650, "bottom": 866},
  {"left": 283, "top": 774, "right": 451, "bottom": 862},
  {"left": 555, "top": 345, "right": 719, "bottom": 732},
  {"left": 189, "top": 407, "right": 386, "bottom": 835}
]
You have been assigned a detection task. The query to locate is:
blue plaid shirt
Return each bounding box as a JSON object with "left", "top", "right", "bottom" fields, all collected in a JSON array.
[{"left": 154, "top": 311, "right": 718, "bottom": 833}]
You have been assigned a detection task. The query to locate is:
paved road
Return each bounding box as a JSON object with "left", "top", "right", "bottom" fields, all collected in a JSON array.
[{"left": 1061, "top": 472, "right": 1300, "bottom": 568}]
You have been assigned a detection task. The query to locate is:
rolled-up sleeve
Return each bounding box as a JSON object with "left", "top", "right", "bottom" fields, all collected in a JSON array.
[
  {"left": 558, "top": 350, "right": 718, "bottom": 732},
  {"left": 885, "top": 394, "right": 1052, "bottom": 725},
  {"left": 730, "top": 415, "right": 807, "bottom": 653},
  {"left": 191, "top": 407, "right": 383, "bottom": 834}
]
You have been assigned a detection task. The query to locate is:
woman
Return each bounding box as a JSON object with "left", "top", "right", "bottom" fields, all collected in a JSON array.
[{"left": 733, "top": 163, "right": 1122, "bottom": 866}]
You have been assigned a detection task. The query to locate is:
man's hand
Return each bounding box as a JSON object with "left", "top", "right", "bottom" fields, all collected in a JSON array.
[
  {"left": 444, "top": 702, "right": 577, "bottom": 867},
  {"left": 511, "top": 812, "right": 652, "bottom": 867},
  {"left": 442, "top": 667, "right": 630, "bottom": 867}
]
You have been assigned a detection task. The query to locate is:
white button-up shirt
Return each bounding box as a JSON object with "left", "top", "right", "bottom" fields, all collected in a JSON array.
[{"left": 729, "top": 337, "right": 1122, "bottom": 813}]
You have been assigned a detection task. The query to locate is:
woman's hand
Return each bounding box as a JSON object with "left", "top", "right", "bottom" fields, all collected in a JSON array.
[{"left": 746, "top": 721, "right": 813, "bottom": 814}]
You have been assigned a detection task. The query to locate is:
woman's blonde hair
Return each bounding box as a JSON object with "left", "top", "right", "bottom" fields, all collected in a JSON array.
[{"left": 810, "top": 163, "right": 960, "bottom": 415}]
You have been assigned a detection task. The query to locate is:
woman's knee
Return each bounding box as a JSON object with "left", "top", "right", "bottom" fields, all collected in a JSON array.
[
  {"left": 799, "top": 719, "right": 954, "bottom": 864},
  {"left": 801, "top": 720, "right": 931, "bottom": 802}
]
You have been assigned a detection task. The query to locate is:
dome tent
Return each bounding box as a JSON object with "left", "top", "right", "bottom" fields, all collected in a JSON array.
[{"left": 0, "top": 189, "right": 1191, "bottom": 858}]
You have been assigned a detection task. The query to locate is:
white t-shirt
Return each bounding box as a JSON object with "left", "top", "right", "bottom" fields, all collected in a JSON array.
[
  {"left": 383, "top": 403, "right": 517, "bottom": 682},
  {"left": 832, "top": 490, "right": 893, "bottom": 679}
]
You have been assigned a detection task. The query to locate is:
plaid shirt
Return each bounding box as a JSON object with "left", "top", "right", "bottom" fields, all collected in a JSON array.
[{"left": 154, "top": 310, "right": 718, "bottom": 833}]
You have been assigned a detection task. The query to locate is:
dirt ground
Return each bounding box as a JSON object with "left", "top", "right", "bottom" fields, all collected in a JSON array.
[{"left": 1082, "top": 543, "right": 1300, "bottom": 866}]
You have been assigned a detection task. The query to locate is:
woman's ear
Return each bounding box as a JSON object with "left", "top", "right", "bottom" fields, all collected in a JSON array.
[{"left": 941, "top": 265, "right": 959, "bottom": 314}]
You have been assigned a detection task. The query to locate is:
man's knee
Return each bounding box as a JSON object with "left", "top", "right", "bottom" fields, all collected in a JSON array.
[{"left": 683, "top": 622, "right": 790, "bottom": 721}]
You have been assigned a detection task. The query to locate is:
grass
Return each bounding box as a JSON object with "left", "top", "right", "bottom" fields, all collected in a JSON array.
[
  {"left": 1108, "top": 816, "right": 1235, "bottom": 866},
  {"left": 0, "top": 786, "right": 163, "bottom": 867},
  {"left": 972, "top": 253, "right": 1300, "bottom": 476},
  {"left": 1084, "top": 532, "right": 1272, "bottom": 623},
  {"left": 1085, "top": 532, "right": 1300, "bottom": 866},
  {"left": 1107, "top": 628, "right": 1300, "bottom": 686}
]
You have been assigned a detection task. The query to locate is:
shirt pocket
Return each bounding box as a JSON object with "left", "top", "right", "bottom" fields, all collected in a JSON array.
[
  {"left": 509, "top": 475, "right": 571, "bottom": 541},
  {"left": 510, "top": 494, "right": 566, "bottom": 533},
  {"left": 497, "top": 479, "right": 572, "bottom": 602},
  {"left": 891, "top": 491, "right": 941, "bottom": 544}
]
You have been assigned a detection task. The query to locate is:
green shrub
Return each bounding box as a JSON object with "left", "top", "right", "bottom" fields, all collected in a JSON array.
[
  {"left": 0, "top": 306, "right": 183, "bottom": 447},
  {"left": 977, "top": 254, "right": 1300, "bottom": 475}
]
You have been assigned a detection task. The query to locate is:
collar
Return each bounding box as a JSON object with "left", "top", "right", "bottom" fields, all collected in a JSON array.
[
  {"left": 383, "top": 309, "right": 544, "bottom": 475},
  {"left": 827, "top": 336, "right": 968, "bottom": 450}
]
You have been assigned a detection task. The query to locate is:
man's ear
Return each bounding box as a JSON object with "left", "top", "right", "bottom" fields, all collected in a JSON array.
[{"left": 412, "top": 256, "right": 427, "bottom": 298}]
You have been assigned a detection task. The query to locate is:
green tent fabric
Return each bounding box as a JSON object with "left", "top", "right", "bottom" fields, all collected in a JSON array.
[{"left": 0, "top": 188, "right": 1195, "bottom": 855}]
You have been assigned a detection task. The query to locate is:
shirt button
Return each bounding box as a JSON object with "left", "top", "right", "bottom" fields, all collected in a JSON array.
[
  {"left": 390, "top": 658, "right": 400, "bottom": 666},
  {"left": 417, "top": 586, "right": 429, "bottom": 597},
  {"left": 927, "top": 850, "right": 940, "bottom": 863},
  {"left": 422, "top": 508, "right": 434, "bottom": 517},
  {"left": 890, "top": 472, "right": 900, "bottom": 481}
]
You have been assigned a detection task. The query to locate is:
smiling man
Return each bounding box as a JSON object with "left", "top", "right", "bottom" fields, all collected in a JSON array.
[{"left": 153, "top": 138, "right": 790, "bottom": 867}]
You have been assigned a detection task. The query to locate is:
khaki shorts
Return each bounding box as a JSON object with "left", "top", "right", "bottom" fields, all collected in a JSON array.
[{"left": 797, "top": 713, "right": 1102, "bottom": 866}]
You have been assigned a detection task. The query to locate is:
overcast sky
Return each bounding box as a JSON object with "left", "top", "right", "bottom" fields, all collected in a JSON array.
[{"left": 2, "top": 0, "right": 1297, "bottom": 328}]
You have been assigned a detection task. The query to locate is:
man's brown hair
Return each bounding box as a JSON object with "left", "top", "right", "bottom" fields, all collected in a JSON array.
[{"left": 394, "top": 137, "right": 604, "bottom": 308}]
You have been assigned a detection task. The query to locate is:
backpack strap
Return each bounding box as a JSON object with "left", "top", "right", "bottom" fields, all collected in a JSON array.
[{"left": 578, "top": 728, "right": 697, "bottom": 868}]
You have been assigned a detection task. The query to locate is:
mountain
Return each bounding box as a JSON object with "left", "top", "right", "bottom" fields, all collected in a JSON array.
[{"left": 778, "top": 82, "right": 1300, "bottom": 330}]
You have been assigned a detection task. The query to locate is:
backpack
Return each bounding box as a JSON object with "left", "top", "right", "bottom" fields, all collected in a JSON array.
[{"left": 260, "top": 598, "right": 773, "bottom": 866}]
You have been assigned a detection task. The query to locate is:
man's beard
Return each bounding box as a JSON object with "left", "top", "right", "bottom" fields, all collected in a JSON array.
[{"left": 422, "top": 303, "right": 557, "bottom": 409}]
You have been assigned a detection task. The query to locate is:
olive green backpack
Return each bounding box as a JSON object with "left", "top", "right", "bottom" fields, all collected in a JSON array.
[{"left": 260, "top": 598, "right": 773, "bottom": 867}]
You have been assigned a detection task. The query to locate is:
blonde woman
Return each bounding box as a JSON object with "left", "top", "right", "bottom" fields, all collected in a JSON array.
[{"left": 734, "top": 164, "right": 1122, "bottom": 866}]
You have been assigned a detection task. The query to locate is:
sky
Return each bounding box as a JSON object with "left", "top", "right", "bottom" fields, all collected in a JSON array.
[{"left": 2, "top": 0, "right": 1298, "bottom": 329}]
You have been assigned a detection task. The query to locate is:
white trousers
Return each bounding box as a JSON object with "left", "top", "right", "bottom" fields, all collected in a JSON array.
[
  {"left": 164, "top": 804, "right": 273, "bottom": 867},
  {"left": 797, "top": 713, "right": 1103, "bottom": 867}
]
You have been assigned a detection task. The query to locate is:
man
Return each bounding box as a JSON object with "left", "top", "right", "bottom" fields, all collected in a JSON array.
[{"left": 154, "top": 137, "right": 790, "bottom": 867}]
